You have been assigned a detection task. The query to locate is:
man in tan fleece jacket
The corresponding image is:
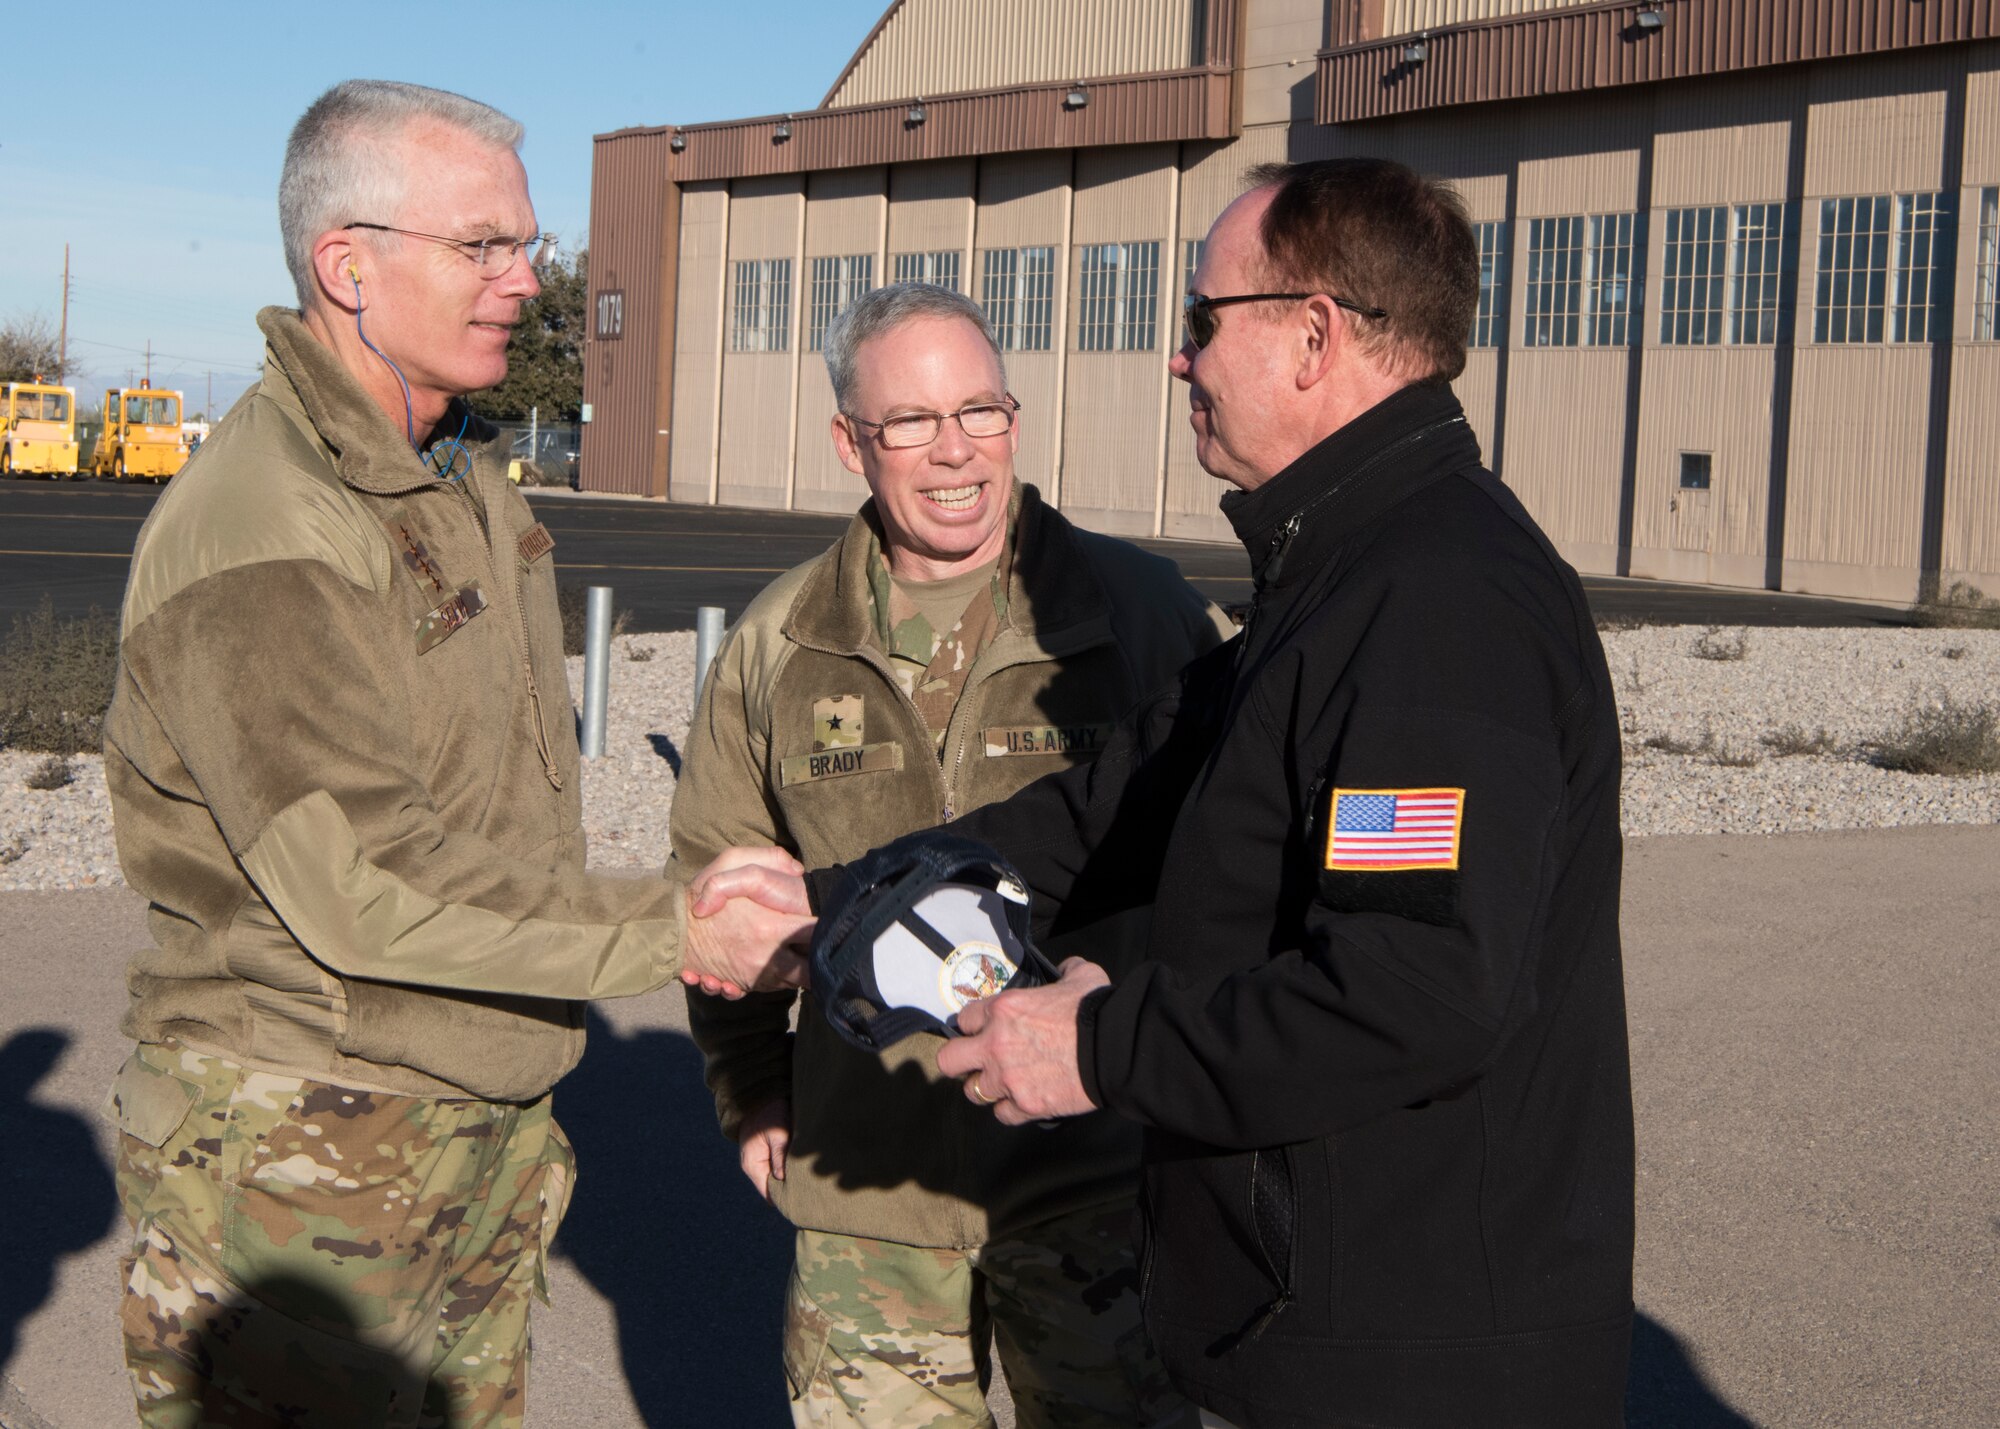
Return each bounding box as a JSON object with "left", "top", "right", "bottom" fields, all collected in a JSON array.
[
  {"left": 676, "top": 282, "right": 1232, "bottom": 1426},
  {"left": 100, "top": 80, "right": 804, "bottom": 1428}
]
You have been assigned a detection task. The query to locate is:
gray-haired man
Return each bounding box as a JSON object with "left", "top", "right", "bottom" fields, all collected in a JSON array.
[
  {"left": 675, "top": 282, "right": 1231, "bottom": 1426},
  {"left": 102, "top": 79, "right": 804, "bottom": 1428}
]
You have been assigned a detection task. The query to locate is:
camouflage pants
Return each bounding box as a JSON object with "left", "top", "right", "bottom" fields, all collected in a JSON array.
[
  {"left": 783, "top": 1202, "right": 1194, "bottom": 1429},
  {"left": 108, "top": 1042, "right": 573, "bottom": 1429}
]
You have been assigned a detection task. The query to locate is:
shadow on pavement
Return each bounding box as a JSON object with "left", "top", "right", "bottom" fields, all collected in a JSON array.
[
  {"left": 0, "top": 1028, "right": 117, "bottom": 1379},
  {"left": 1627, "top": 1311, "right": 1760, "bottom": 1427},
  {"left": 555, "top": 1006, "right": 793, "bottom": 1426}
]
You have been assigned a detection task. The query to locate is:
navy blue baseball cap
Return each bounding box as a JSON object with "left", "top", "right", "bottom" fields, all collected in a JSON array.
[{"left": 810, "top": 831, "right": 1059, "bottom": 1053}]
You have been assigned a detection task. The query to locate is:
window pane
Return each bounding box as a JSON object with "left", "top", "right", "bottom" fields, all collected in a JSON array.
[
  {"left": 1660, "top": 206, "right": 1725, "bottom": 345},
  {"left": 1471, "top": 220, "right": 1507, "bottom": 348},
  {"left": 1978, "top": 187, "right": 2000, "bottom": 343},
  {"left": 1891, "top": 192, "right": 1950, "bottom": 343}
]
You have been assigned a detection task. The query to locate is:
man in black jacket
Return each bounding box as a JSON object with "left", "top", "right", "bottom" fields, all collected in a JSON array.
[{"left": 698, "top": 158, "right": 1634, "bottom": 1429}]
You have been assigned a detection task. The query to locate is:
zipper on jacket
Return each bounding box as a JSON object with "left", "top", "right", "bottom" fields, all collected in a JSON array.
[
  {"left": 427, "top": 468, "right": 564, "bottom": 792},
  {"left": 1235, "top": 513, "right": 1301, "bottom": 670}
]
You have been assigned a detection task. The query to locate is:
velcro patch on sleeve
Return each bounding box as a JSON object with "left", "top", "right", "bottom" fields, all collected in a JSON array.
[
  {"left": 414, "top": 582, "right": 489, "bottom": 654},
  {"left": 779, "top": 741, "right": 905, "bottom": 787},
  {"left": 518, "top": 522, "right": 555, "bottom": 564},
  {"left": 981, "top": 724, "right": 1115, "bottom": 757},
  {"left": 1324, "top": 788, "right": 1465, "bottom": 872}
]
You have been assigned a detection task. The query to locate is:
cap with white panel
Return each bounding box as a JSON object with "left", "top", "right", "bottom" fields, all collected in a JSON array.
[{"left": 809, "top": 832, "right": 1058, "bottom": 1053}]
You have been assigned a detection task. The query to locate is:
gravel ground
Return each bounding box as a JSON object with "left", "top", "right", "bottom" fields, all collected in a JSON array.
[{"left": 3, "top": 627, "right": 1995, "bottom": 892}]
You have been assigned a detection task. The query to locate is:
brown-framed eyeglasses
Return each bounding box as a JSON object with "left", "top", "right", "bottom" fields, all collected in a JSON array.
[{"left": 844, "top": 395, "right": 1021, "bottom": 450}]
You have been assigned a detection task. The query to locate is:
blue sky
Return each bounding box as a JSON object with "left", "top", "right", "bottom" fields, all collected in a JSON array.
[{"left": 0, "top": 0, "right": 886, "bottom": 414}]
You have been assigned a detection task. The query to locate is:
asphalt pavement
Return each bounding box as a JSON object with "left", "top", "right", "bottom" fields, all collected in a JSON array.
[
  {"left": 3, "top": 823, "right": 1996, "bottom": 1427},
  {"left": 1, "top": 474, "right": 1913, "bottom": 632}
]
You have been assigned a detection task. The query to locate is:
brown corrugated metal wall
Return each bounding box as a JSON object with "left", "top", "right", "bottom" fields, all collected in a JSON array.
[{"left": 582, "top": 127, "right": 677, "bottom": 496}]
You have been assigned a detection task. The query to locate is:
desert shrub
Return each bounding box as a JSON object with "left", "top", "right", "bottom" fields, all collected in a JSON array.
[
  {"left": 1595, "top": 613, "right": 1660, "bottom": 633},
  {"left": 1908, "top": 582, "right": 2000, "bottom": 630},
  {"left": 1642, "top": 730, "right": 1711, "bottom": 756},
  {"left": 0, "top": 598, "right": 120, "bottom": 755},
  {"left": 1872, "top": 697, "right": 2000, "bottom": 776},
  {"left": 1688, "top": 626, "right": 1751, "bottom": 662},
  {"left": 1761, "top": 725, "right": 1840, "bottom": 758},
  {"left": 556, "top": 584, "right": 633, "bottom": 658},
  {"left": 24, "top": 755, "right": 76, "bottom": 790}
]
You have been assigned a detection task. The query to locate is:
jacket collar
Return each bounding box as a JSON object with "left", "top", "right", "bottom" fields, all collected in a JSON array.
[
  {"left": 1221, "top": 382, "right": 1481, "bottom": 588},
  {"left": 786, "top": 481, "right": 1109, "bottom": 657},
  {"left": 255, "top": 306, "right": 501, "bottom": 497}
]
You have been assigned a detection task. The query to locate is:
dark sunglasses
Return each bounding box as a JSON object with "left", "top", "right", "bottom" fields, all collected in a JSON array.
[{"left": 1182, "top": 290, "right": 1390, "bottom": 349}]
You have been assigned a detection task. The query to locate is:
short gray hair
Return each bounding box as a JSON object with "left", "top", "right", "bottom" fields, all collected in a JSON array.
[
  {"left": 279, "top": 80, "right": 525, "bottom": 308},
  {"left": 823, "top": 282, "right": 1007, "bottom": 412}
]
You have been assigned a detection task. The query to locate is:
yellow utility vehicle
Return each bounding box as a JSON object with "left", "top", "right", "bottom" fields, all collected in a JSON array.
[
  {"left": 1, "top": 381, "right": 80, "bottom": 477},
  {"left": 91, "top": 383, "right": 188, "bottom": 481}
]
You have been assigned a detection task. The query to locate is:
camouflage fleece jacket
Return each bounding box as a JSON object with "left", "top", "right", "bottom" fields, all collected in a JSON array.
[
  {"left": 104, "top": 308, "right": 683, "bottom": 1105},
  {"left": 676, "top": 484, "right": 1233, "bottom": 1248}
]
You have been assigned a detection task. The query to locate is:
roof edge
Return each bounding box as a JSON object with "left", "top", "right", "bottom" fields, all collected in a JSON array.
[{"left": 819, "top": 0, "right": 908, "bottom": 110}]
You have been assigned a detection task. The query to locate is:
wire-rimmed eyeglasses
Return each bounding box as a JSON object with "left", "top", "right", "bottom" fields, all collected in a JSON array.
[
  {"left": 343, "top": 223, "right": 556, "bottom": 276},
  {"left": 844, "top": 395, "right": 1020, "bottom": 450},
  {"left": 1182, "top": 290, "right": 1388, "bottom": 349}
]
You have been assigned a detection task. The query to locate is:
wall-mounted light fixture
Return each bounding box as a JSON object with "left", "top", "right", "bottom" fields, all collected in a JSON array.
[
  {"left": 1403, "top": 35, "right": 1429, "bottom": 64},
  {"left": 907, "top": 99, "right": 927, "bottom": 126},
  {"left": 774, "top": 119, "right": 793, "bottom": 141},
  {"left": 1636, "top": 3, "right": 1665, "bottom": 29},
  {"left": 669, "top": 132, "right": 686, "bottom": 153},
  {"left": 1063, "top": 84, "right": 1089, "bottom": 110}
]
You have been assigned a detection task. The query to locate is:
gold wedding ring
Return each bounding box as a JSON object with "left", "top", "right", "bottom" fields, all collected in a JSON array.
[{"left": 971, "top": 1078, "right": 1000, "bottom": 1105}]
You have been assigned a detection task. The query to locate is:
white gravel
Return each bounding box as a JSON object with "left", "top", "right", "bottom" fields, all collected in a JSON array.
[{"left": 3, "top": 627, "right": 1994, "bottom": 892}]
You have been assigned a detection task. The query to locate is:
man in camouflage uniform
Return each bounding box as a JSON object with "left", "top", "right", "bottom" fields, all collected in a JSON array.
[
  {"left": 675, "top": 282, "right": 1235, "bottom": 1427},
  {"left": 101, "top": 81, "right": 802, "bottom": 1428}
]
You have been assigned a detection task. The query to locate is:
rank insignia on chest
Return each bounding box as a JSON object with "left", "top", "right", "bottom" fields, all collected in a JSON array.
[
  {"left": 1325, "top": 787, "right": 1465, "bottom": 872},
  {"left": 517, "top": 522, "right": 555, "bottom": 565},
  {"left": 813, "top": 695, "right": 864, "bottom": 751},
  {"left": 415, "top": 582, "right": 489, "bottom": 654}
]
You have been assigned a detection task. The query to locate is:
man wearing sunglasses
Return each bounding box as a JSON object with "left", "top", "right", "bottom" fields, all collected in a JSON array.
[
  {"left": 708, "top": 159, "right": 1633, "bottom": 1427},
  {"left": 101, "top": 80, "right": 806, "bottom": 1427},
  {"left": 674, "top": 281, "right": 1230, "bottom": 1426}
]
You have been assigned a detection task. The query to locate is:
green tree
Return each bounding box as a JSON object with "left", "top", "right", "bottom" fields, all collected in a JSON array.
[
  {"left": 0, "top": 313, "right": 68, "bottom": 384},
  {"left": 469, "top": 249, "right": 586, "bottom": 422}
]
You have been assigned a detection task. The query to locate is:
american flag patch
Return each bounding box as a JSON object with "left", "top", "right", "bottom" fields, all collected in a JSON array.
[{"left": 1325, "top": 787, "right": 1466, "bottom": 871}]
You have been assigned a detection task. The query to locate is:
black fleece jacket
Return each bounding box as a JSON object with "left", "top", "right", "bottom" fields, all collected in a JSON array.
[{"left": 811, "top": 382, "right": 1635, "bottom": 1427}]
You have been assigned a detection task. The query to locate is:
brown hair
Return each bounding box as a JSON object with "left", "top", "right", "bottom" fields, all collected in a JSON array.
[{"left": 1244, "top": 158, "right": 1478, "bottom": 383}]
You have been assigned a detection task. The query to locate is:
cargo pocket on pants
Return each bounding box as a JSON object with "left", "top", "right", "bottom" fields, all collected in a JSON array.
[
  {"left": 122, "top": 1219, "right": 414, "bottom": 1427},
  {"left": 782, "top": 1263, "right": 835, "bottom": 1404},
  {"left": 532, "top": 1116, "right": 577, "bottom": 1306}
]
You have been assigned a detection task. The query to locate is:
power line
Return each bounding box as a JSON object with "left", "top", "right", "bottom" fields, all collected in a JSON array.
[{"left": 67, "top": 335, "right": 261, "bottom": 375}]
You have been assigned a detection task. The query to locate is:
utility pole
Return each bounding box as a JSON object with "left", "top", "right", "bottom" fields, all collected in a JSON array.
[
  {"left": 206, "top": 371, "right": 212, "bottom": 421},
  {"left": 59, "top": 244, "right": 70, "bottom": 378},
  {"left": 144, "top": 340, "right": 152, "bottom": 386}
]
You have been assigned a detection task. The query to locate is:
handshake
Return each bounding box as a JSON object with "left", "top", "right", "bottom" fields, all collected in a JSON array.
[{"left": 679, "top": 846, "right": 817, "bottom": 997}]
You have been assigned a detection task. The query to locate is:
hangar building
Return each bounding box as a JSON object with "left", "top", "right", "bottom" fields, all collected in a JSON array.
[{"left": 582, "top": 0, "right": 2000, "bottom": 603}]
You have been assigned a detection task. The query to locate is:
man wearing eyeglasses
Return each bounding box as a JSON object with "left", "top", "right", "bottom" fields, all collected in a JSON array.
[
  {"left": 101, "top": 80, "right": 806, "bottom": 1428},
  {"left": 673, "top": 282, "right": 1230, "bottom": 1426},
  {"left": 708, "top": 160, "right": 1634, "bottom": 1427}
]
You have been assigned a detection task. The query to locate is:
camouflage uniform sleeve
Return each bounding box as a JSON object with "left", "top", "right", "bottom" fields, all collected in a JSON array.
[{"left": 669, "top": 620, "right": 799, "bottom": 1141}]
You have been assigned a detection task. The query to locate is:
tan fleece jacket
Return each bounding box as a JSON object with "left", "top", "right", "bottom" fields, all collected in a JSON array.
[
  {"left": 104, "top": 308, "right": 683, "bottom": 1103},
  {"left": 677, "top": 487, "right": 1234, "bottom": 1247}
]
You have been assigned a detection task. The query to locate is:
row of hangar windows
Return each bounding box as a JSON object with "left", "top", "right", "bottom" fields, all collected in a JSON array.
[
  {"left": 1476, "top": 187, "right": 1999, "bottom": 350},
  {"left": 699, "top": 186, "right": 2000, "bottom": 360}
]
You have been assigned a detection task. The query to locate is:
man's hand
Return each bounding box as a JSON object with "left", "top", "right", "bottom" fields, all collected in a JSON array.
[
  {"left": 681, "top": 846, "right": 815, "bottom": 998},
  {"left": 935, "top": 958, "right": 1108, "bottom": 1126},
  {"left": 736, "top": 1098, "right": 792, "bottom": 1202}
]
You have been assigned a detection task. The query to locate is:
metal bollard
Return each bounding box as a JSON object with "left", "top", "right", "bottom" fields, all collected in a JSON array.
[
  {"left": 693, "top": 605, "right": 727, "bottom": 710},
  {"left": 581, "top": 585, "right": 613, "bottom": 759}
]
